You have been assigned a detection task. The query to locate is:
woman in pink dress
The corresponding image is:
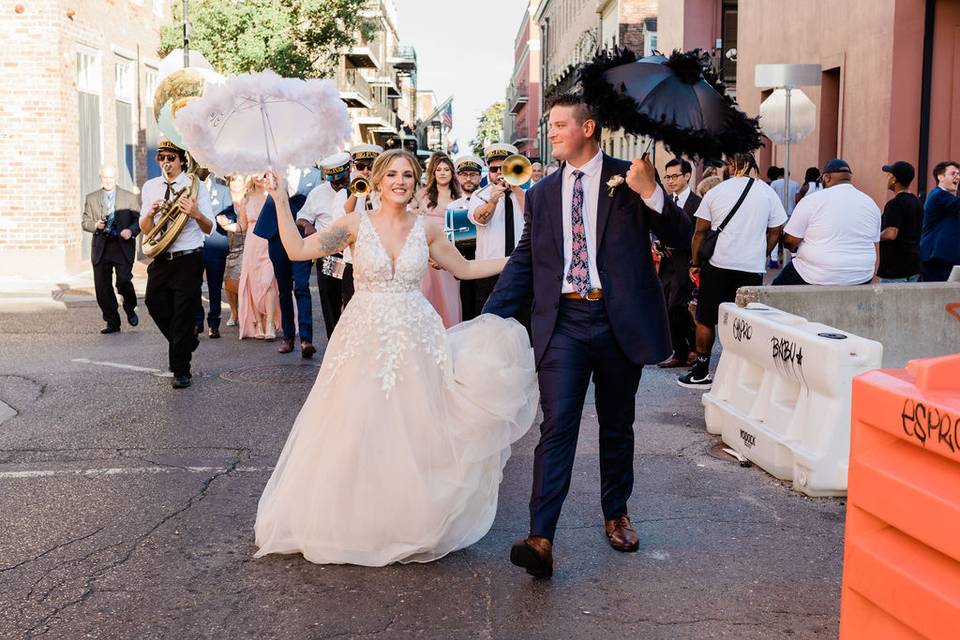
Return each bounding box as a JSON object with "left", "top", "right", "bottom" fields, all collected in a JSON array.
[
  {"left": 415, "top": 153, "right": 463, "bottom": 328},
  {"left": 237, "top": 175, "right": 280, "bottom": 340}
]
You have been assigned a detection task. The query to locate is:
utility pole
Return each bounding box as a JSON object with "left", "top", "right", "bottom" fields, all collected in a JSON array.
[{"left": 182, "top": 0, "right": 190, "bottom": 68}]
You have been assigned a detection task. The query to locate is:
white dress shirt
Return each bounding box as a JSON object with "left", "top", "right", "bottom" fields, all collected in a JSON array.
[
  {"left": 668, "top": 186, "right": 692, "bottom": 210},
  {"left": 297, "top": 181, "right": 337, "bottom": 230},
  {"left": 560, "top": 150, "right": 605, "bottom": 293},
  {"left": 467, "top": 187, "right": 524, "bottom": 260},
  {"left": 140, "top": 172, "right": 213, "bottom": 252}
]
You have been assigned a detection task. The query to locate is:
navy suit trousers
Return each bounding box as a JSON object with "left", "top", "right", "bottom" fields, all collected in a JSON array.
[
  {"left": 267, "top": 238, "right": 314, "bottom": 343},
  {"left": 195, "top": 246, "right": 227, "bottom": 330},
  {"left": 530, "top": 297, "right": 643, "bottom": 541}
]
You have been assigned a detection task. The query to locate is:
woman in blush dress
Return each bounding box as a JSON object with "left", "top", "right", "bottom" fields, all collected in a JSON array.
[
  {"left": 237, "top": 175, "right": 280, "bottom": 340},
  {"left": 220, "top": 175, "right": 246, "bottom": 327},
  {"left": 415, "top": 153, "right": 463, "bottom": 328},
  {"left": 253, "top": 149, "right": 537, "bottom": 566}
]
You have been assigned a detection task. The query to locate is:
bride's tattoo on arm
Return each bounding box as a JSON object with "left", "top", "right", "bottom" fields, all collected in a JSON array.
[{"left": 316, "top": 225, "right": 351, "bottom": 256}]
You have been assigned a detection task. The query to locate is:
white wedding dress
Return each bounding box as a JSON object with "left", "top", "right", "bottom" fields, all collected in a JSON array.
[{"left": 254, "top": 211, "right": 539, "bottom": 566}]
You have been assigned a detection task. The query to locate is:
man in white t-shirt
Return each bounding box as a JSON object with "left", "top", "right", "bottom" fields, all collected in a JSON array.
[
  {"left": 679, "top": 153, "right": 787, "bottom": 389},
  {"left": 773, "top": 159, "right": 881, "bottom": 286}
]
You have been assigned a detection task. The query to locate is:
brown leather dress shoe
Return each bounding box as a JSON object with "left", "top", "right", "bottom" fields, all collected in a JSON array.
[
  {"left": 605, "top": 515, "right": 640, "bottom": 552},
  {"left": 658, "top": 356, "right": 687, "bottom": 368},
  {"left": 277, "top": 339, "right": 294, "bottom": 354},
  {"left": 510, "top": 536, "right": 553, "bottom": 578},
  {"left": 300, "top": 341, "right": 316, "bottom": 358}
]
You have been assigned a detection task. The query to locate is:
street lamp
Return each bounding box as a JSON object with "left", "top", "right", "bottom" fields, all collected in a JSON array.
[{"left": 182, "top": 0, "right": 190, "bottom": 68}]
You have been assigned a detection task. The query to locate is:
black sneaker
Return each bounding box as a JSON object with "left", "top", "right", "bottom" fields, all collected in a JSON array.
[
  {"left": 172, "top": 374, "right": 192, "bottom": 389},
  {"left": 127, "top": 311, "right": 139, "bottom": 327},
  {"left": 677, "top": 368, "right": 712, "bottom": 390},
  {"left": 100, "top": 325, "right": 120, "bottom": 334}
]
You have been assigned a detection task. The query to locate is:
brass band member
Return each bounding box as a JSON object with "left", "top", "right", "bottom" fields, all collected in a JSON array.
[
  {"left": 139, "top": 139, "right": 214, "bottom": 389},
  {"left": 340, "top": 144, "right": 383, "bottom": 308},
  {"left": 467, "top": 143, "right": 526, "bottom": 314}
]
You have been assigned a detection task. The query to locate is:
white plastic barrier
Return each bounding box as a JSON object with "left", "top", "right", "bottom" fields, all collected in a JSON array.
[{"left": 702, "top": 302, "right": 883, "bottom": 496}]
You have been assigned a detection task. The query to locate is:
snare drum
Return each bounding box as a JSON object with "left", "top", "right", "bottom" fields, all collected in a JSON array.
[
  {"left": 321, "top": 255, "right": 346, "bottom": 279},
  {"left": 444, "top": 207, "right": 476, "bottom": 249}
]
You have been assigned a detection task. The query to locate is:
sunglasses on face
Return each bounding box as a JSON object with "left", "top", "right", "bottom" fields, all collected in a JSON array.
[
  {"left": 355, "top": 163, "right": 372, "bottom": 171},
  {"left": 488, "top": 166, "right": 503, "bottom": 174},
  {"left": 157, "top": 153, "right": 179, "bottom": 162}
]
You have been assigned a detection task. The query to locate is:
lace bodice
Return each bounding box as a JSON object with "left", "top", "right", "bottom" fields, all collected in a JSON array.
[
  {"left": 318, "top": 211, "right": 449, "bottom": 396},
  {"left": 353, "top": 212, "right": 427, "bottom": 293}
]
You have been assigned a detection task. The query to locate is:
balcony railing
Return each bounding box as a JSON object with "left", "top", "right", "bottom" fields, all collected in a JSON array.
[
  {"left": 336, "top": 66, "right": 374, "bottom": 108},
  {"left": 390, "top": 45, "right": 417, "bottom": 71},
  {"left": 507, "top": 81, "right": 529, "bottom": 115}
]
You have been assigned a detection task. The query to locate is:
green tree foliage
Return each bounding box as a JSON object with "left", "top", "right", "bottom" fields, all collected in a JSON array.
[
  {"left": 159, "top": 0, "right": 375, "bottom": 78},
  {"left": 471, "top": 101, "right": 507, "bottom": 156}
]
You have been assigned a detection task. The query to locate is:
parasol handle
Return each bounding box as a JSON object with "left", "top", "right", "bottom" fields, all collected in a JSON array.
[{"left": 639, "top": 137, "right": 655, "bottom": 161}]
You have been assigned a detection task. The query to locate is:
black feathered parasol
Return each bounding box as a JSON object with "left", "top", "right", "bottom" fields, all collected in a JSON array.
[{"left": 579, "top": 48, "right": 762, "bottom": 161}]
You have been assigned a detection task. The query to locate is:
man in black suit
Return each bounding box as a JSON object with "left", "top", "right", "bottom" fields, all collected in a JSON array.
[
  {"left": 81, "top": 164, "right": 141, "bottom": 333},
  {"left": 657, "top": 158, "right": 701, "bottom": 368}
]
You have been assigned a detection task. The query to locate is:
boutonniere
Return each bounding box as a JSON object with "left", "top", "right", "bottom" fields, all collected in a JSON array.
[{"left": 606, "top": 175, "right": 625, "bottom": 196}]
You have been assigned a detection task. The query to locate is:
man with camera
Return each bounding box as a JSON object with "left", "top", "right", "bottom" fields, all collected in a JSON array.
[{"left": 81, "top": 163, "right": 141, "bottom": 334}]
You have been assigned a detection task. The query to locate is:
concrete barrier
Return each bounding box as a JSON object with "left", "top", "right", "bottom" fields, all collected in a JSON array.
[{"left": 736, "top": 282, "right": 960, "bottom": 368}]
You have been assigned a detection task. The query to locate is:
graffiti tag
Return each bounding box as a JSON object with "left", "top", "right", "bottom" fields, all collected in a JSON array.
[
  {"left": 901, "top": 399, "right": 959, "bottom": 454},
  {"left": 770, "top": 337, "right": 803, "bottom": 366},
  {"left": 732, "top": 318, "right": 753, "bottom": 342}
]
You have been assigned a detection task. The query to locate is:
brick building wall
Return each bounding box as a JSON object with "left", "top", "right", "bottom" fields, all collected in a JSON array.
[{"left": 0, "top": 0, "right": 165, "bottom": 279}]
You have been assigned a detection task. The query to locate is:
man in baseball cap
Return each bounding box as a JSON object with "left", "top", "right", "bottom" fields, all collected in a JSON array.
[
  {"left": 775, "top": 158, "right": 882, "bottom": 286},
  {"left": 878, "top": 161, "right": 922, "bottom": 282}
]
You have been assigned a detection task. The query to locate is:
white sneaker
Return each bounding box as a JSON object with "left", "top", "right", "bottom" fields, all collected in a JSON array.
[{"left": 226, "top": 319, "right": 237, "bottom": 327}]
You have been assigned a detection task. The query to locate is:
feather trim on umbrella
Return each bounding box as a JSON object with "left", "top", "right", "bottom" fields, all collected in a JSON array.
[{"left": 580, "top": 48, "right": 762, "bottom": 161}]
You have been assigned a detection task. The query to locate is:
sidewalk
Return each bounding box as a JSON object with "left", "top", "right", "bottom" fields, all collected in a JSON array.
[{"left": 0, "top": 262, "right": 149, "bottom": 312}]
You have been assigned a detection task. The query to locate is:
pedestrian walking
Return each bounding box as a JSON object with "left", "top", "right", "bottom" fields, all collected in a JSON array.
[
  {"left": 657, "top": 158, "right": 700, "bottom": 368},
  {"left": 81, "top": 164, "right": 141, "bottom": 334},
  {"left": 680, "top": 152, "right": 787, "bottom": 389}
]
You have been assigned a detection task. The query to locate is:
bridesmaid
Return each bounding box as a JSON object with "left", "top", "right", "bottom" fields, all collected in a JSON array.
[
  {"left": 415, "top": 153, "right": 463, "bottom": 328},
  {"left": 219, "top": 175, "right": 246, "bottom": 327},
  {"left": 237, "top": 175, "right": 280, "bottom": 340}
]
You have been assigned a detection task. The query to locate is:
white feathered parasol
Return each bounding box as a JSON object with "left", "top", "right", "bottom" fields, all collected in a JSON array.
[{"left": 175, "top": 70, "right": 352, "bottom": 175}]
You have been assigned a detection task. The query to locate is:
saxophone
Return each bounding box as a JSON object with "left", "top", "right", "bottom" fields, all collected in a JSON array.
[{"left": 142, "top": 164, "right": 200, "bottom": 259}]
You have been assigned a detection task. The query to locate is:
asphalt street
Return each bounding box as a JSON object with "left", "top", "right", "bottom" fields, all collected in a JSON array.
[{"left": 0, "top": 287, "right": 844, "bottom": 640}]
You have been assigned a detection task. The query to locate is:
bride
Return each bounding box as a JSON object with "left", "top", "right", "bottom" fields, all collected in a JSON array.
[{"left": 254, "top": 149, "right": 539, "bottom": 566}]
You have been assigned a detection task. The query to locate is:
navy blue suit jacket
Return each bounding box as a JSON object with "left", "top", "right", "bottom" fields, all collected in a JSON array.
[
  {"left": 483, "top": 154, "right": 692, "bottom": 368},
  {"left": 253, "top": 194, "right": 309, "bottom": 241},
  {"left": 920, "top": 186, "right": 960, "bottom": 264}
]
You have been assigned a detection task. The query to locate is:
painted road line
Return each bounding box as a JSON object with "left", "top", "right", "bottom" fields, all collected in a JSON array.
[
  {"left": 0, "top": 465, "right": 273, "bottom": 479},
  {"left": 72, "top": 358, "right": 173, "bottom": 378}
]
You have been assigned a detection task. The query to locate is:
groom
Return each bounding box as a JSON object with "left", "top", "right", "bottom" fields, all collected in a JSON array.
[{"left": 483, "top": 93, "right": 691, "bottom": 577}]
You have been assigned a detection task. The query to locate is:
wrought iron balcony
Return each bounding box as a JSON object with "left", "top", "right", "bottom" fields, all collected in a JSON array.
[{"left": 507, "top": 82, "right": 529, "bottom": 115}]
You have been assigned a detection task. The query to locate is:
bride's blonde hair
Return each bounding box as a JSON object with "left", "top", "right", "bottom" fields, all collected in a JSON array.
[{"left": 371, "top": 149, "right": 422, "bottom": 203}]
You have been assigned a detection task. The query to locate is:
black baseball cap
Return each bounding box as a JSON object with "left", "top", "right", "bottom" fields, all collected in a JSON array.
[
  {"left": 822, "top": 158, "right": 852, "bottom": 174},
  {"left": 882, "top": 160, "right": 915, "bottom": 186}
]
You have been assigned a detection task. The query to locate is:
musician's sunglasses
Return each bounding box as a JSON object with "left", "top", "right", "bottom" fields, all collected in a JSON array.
[
  {"left": 487, "top": 165, "right": 503, "bottom": 174},
  {"left": 355, "top": 162, "right": 372, "bottom": 171},
  {"left": 157, "top": 153, "right": 179, "bottom": 162}
]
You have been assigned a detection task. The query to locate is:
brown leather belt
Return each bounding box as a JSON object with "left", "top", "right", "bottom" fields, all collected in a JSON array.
[{"left": 561, "top": 289, "right": 604, "bottom": 301}]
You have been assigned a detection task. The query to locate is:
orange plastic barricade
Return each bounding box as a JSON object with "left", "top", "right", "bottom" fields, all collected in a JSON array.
[{"left": 839, "top": 353, "right": 960, "bottom": 639}]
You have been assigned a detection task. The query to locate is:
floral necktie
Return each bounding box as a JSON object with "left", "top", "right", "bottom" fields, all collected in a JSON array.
[{"left": 565, "top": 170, "right": 591, "bottom": 296}]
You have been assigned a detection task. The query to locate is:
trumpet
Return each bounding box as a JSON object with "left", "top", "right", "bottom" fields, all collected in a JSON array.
[
  {"left": 142, "top": 163, "right": 200, "bottom": 259},
  {"left": 350, "top": 176, "right": 371, "bottom": 196},
  {"left": 501, "top": 154, "right": 532, "bottom": 186}
]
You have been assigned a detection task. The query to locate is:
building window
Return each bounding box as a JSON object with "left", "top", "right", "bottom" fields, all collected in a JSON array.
[
  {"left": 77, "top": 47, "right": 101, "bottom": 94},
  {"left": 644, "top": 32, "right": 658, "bottom": 58},
  {"left": 115, "top": 58, "right": 134, "bottom": 103}
]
